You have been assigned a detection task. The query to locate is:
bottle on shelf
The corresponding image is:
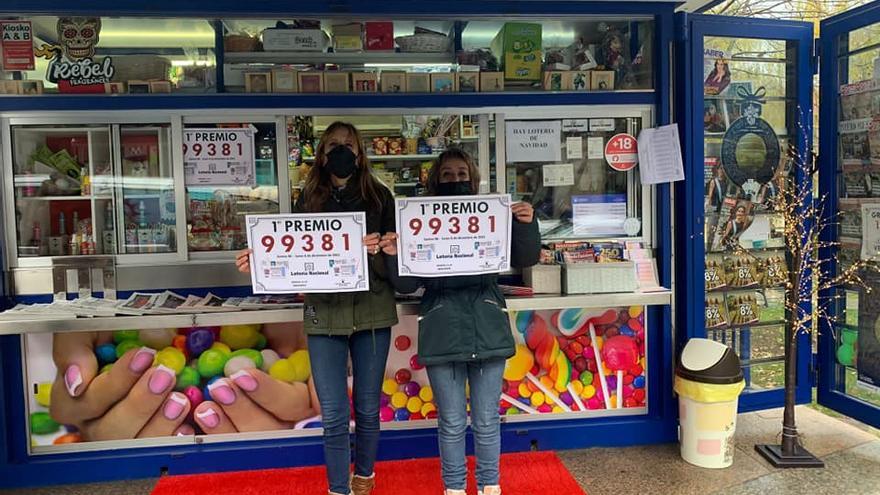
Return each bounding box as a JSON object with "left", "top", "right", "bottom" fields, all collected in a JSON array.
[
  {"left": 31, "top": 222, "right": 43, "bottom": 255},
  {"left": 58, "top": 212, "right": 66, "bottom": 236},
  {"left": 103, "top": 201, "right": 115, "bottom": 254},
  {"left": 69, "top": 211, "right": 81, "bottom": 255}
]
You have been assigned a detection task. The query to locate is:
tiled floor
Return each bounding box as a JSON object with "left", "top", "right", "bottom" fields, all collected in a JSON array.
[{"left": 2, "top": 406, "right": 878, "bottom": 495}]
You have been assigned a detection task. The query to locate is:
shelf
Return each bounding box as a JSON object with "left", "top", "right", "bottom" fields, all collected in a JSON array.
[
  {"left": 394, "top": 182, "right": 419, "bottom": 187},
  {"left": 303, "top": 153, "right": 439, "bottom": 162},
  {"left": 17, "top": 196, "right": 97, "bottom": 201},
  {"left": 505, "top": 290, "right": 671, "bottom": 311},
  {"left": 223, "top": 51, "right": 454, "bottom": 65}
]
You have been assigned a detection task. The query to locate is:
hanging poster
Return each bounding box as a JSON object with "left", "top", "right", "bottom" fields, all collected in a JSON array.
[
  {"left": 506, "top": 120, "right": 562, "bottom": 162},
  {"left": 703, "top": 48, "right": 731, "bottom": 96},
  {"left": 34, "top": 17, "right": 114, "bottom": 93},
  {"left": 861, "top": 203, "right": 880, "bottom": 260},
  {"left": 720, "top": 86, "right": 780, "bottom": 200},
  {"left": 395, "top": 194, "right": 511, "bottom": 277},
  {"left": 0, "top": 20, "right": 35, "bottom": 70},
  {"left": 183, "top": 128, "right": 256, "bottom": 186},
  {"left": 246, "top": 212, "right": 368, "bottom": 293}
]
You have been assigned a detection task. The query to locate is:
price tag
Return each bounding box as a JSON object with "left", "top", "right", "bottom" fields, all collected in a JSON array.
[
  {"left": 183, "top": 128, "right": 256, "bottom": 186},
  {"left": 605, "top": 133, "right": 639, "bottom": 171},
  {"left": 246, "top": 213, "right": 368, "bottom": 294},
  {"left": 396, "top": 194, "right": 512, "bottom": 277}
]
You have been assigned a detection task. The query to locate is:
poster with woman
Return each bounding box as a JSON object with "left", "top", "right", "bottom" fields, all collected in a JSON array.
[{"left": 704, "top": 48, "right": 731, "bottom": 96}]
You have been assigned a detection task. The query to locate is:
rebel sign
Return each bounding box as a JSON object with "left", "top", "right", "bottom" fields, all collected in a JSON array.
[{"left": 605, "top": 133, "right": 639, "bottom": 171}]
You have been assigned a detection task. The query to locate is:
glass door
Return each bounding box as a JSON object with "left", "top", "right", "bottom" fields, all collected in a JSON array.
[
  {"left": 679, "top": 14, "right": 813, "bottom": 411},
  {"left": 817, "top": 2, "right": 880, "bottom": 429}
]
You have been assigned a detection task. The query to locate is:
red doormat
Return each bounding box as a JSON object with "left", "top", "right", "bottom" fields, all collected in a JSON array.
[{"left": 151, "top": 451, "right": 585, "bottom": 495}]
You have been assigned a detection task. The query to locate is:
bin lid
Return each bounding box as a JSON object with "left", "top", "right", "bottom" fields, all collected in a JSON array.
[{"left": 677, "top": 338, "right": 743, "bottom": 385}]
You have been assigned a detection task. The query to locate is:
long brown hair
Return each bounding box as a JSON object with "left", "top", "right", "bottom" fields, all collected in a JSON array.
[
  {"left": 302, "top": 121, "right": 384, "bottom": 213},
  {"left": 425, "top": 147, "right": 480, "bottom": 195}
]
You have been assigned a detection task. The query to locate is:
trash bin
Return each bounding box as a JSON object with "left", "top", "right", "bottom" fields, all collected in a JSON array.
[{"left": 674, "top": 338, "right": 745, "bottom": 469}]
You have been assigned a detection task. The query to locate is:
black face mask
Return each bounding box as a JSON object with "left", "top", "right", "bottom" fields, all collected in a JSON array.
[
  {"left": 325, "top": 145, "right": 358, "bottom": 179},
  {"left": 436, "top": 181, "right": 472, "bottom": 196}
]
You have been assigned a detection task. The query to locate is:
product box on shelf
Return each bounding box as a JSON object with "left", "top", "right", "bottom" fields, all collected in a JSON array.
[
  {"left": 365, "top": 22, "right": 394, "bottom": 51},
  {"left": 380, "top": 72, "right": 407, "bottom": 93},
  {"left": 324, "top": 71, "right": 350, "bottom": 93},
  {"left": 491, "top": 22, "right": 543, "bottom": 81},
  {"left": 332, "top": 23, "right": 364, "bottom": 51},
  {"left": 262, "top": 28, "right": 329, "bottom": 52},
  {"left": 523, "top": 265, "right": 562, "bottom": 294},
  {"left": 562, "top": 262, "right": 638, "bottom": 294},
  {"left": 480, "top": 72, "right": 504, "bottom": 92}
]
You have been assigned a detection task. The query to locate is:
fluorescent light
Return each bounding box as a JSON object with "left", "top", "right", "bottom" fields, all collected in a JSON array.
[
  {"left": 171, "top": 60, "right": 214, "bottom": 67},
  {"left": 99, "top": 30, "right": 216, "bottom": 41},
  {"left": 364, "top": 63, "right": 454, "bottom": 68}
]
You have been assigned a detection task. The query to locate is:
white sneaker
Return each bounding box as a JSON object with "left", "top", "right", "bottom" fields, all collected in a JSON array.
[
  {"left": 445, "top": 490, "right": 467, "bottom": 495},
  {"left": 479, "top": 486, "right": 502, "bottom": 495}
]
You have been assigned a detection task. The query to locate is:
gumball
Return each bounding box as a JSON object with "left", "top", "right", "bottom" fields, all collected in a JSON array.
[
  {"left": 628, "top": 318, "right": 643, "bottom": 332},
  {"left": 187, "top": 329, "right": 215, "bottom": 358},
  {"left": 552, "top": 406, "right": 564, "bottom": 413},
  {"left": 620, "top": 327, "right": 635, "bottom": 337},
  {"left": 416, "top": 385, "right": 433, "bottom": 403},
  {"left": 231, "top": 349, "right": 263, "bottom": 369},
  {"left": 570, "top": 380, "right": 584, "bottom": 397},
  {"left": 624, "top": 397, "right": 638, "bottom": 408},
  {"left": 380, "top": 407, "right": 394, "bottom": 422},
  {"left": 380, "top": 395, "right": 390, "bottom": 408},
  {"left": 559, "top": 391, "right": 574, "bottom": 406},
  {"left": 410, "top": 412, "right": 424, "bottom": 421},
  {"left": 288, "top": 350, "right": 311, "bottom": 382},
  {"left": 391, "top": 392, "right": 408, "bottom": 409},
  {"left": 197, "top": 349, "right": 228, "bottom": 378},
  {"left": 506, "top": 385, "right": 520, "bottom": 400},
  {"left": 53, "top": 433, "right": 82, "bottom": 445},
  {"left": 254, "top": 333, "right": 267, "bottom": 350},
  {"left": 395, "top": 368, "right": 412, "bottom": 385},
  {"left": 540, "top": 375, "right": 554, "bottom": 391},
  {"left": 607, "top": 374, "right": 618, "bottom": 391},
  {"left": 220, "top": 324, "right": 260, "bottom": 350},
  {"left": 605, "top": 327, "right": 620, "bottom": 338},
  {"left": 157, "top": 347, "right": 187, "bottom": 374},
  {"left": 176, "top": 366, "right": 201, "bottom": 391},
  {"left": 30, "top": 412, "right": 60, "bottom": 435},
  {"left": 260, "top": 349, "right": 281, "bottom": 372},
  {"left": 422, "top": 403, "right": 436, "bottom": 416},
  {"left": 100, "top": 363, "right": 114, "bottom": 374},
  {"left": 629, "top": 364, "right": 644, "bottom": 376},
  {"left": 530, "top": 364, "right": 541, "bottom": 376},
  {"left": 531, "top": 391, "right": 546, "bottom": 407},
  {"left": 404, "top": 381, "right": 421, "bottom": 397},
  {"left": 224, "top": 356, "right": 257, "bottom": 377},
  {"left": 571, "top": 370, "right": 580, "bottom": 382},
  {"left": 633, "top": 376, "right": 646, "bottom": 389},
  {"left": 526, "top": 380, "right": 538, "bottom": 393},
  {"left": 203, "top": 376, "right": 222, "bottom": 401},
  {"left": 427, "top": 410, "right": 438, "bottom": 419},
  {"left": 505, "top": 407, "right": 520, "bottom": 416},
  {"left": 113, "top": 330, "right": 139, "bottom": 344},
  {"left": 518, "top": 382, "right": 532, "bottom": 398},
  {"left": 410, "top": 354, "right": 424, "bottom": 370},
  {"left": 623, "top": 385, "right": 635, "bottom": 398},
  {"left": 582, "top": 385, "right": 596, "bottom": 399},
  {"left": 633, "top": 389, "right": 646, "bottom": 402},
  {"left": 94, "top": 343, "right": 117, "bottom": 365},
  {"left": 116, "top": 340, "right": 143, "bottom": 359},
  {"left": 537, "top": 405, "right": 552, "bottom": 414},
  {"left": 269, "top": 359, "right": 297, "bottom": 382},
  {"left": 395, "top": 335, "right": 411, "bottom": 351},
  {"left": 406, "top": 397, "right": 423, "bottom": 414},
  {"left": 210, "top": 342, "right": 232, "bottom": 357},
  {"left": 183, "top": 385, "right": 204, "bottom": 408},
  {"left": 382, "top": 379, "right": 399, "bottom": 396},
  {"left": 609, "top": 396, "right": 618, "bottom": 408},
  {"left": 623, "top": 374, "right": 634, "bottom": 386},
  {"left": 35, "top": 382, "right": 52, "bottom": 408},
  {"left": 394, "top": 408, "right": 411, "bottom": 421},
  {"left": 587, "top": 397, "right": 602, "bottom": 409},
  {"left": 139, "top": 328, "right": 176, "bottom": 350}
]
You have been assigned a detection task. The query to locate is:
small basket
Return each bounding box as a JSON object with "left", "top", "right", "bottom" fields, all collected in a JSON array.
[
  {"left": 395, "top": 34, "right": 451, "bottom": 53},
  {"left": 224, "top": 35, "right": 261, "bottom": 52},
  {"left": 110, "top": 55, "right": 171, "bottom": 82}
]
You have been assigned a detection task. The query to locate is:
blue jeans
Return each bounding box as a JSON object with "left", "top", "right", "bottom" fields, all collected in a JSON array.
[
  {"left": 427, "top": 358, "right": 506, "bottom": 491},
  {"left": 308, "top": 328, "right": 391, "bottom": 494}
]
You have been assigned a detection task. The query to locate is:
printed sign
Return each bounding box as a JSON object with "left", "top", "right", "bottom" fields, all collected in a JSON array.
[
  {"left": 0, "top": 21, "right": 35, "bottom": 70},
  {"left": 183, "top": 128, "right": 256, "bottom": 186},
  {"left": 396, "top": 194, "right": 512, "bottom": 277},
  {"left": 246, "top": 213, "right": 368, "bottom": 293},
  {"left": 572, "top": 194, "right": 627, "bottom": 236},
  {"left": 605, "top": 133, "right": 639, "bottom": 171},
  {"left": 35, "top": 17, "right": 114, "bottom": 93},
  {"left": 506, "top": 120, "right": 562, "bottom": 163},
  {"left": 862, "top": 204, "right": 880, "bottom": 260},
  {"left": 543, "top": 163, "right": 575, "bottom": 187}
]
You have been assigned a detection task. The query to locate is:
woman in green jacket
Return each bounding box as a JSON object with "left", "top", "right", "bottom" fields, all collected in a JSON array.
[
  {"left": 379, "top": 148, "right": 541, "bottom": 495},
  {"left": 237, "top": 122, "right": 396, "bottom": 495}
]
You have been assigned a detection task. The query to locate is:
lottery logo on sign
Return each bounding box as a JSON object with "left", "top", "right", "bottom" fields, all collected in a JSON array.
[
  {"left": 604, "top": 133, "right": 639, "bottom": 171},
  {"left": 246, "top": 212, "right": 368, "bottom": 294},
  {"left": 396, "top": 194, "right": 512, "bottom": 277}
]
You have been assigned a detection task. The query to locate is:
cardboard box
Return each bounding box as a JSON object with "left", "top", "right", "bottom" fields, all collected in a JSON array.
[
  {"left": 523, "top": 265, "right": 561, "bottom": 294},
  {"left": 244, "top": 72, "right": 272, "bottom": 93},
  {"left": 430, "top": 72, "right": 456, "bottom": 93},
  {"left": 352, "top": 73, "right": 378, "bottom": 92},
  {"left": 543, "top": 71, "right": 569, "bottom": 91},
  {"left": 323, "top": 71, "right": 350, "bottom": 93},
  {"left": 491, "top": 22, "right": 542, "bottom": 81},
  {"left": 332, "top": 23, "right": 363, "bottom": 51},
  {"left": 570, "top": 71, "right": 591, "bottom": 91},
  {"left": 407, "top": 73, "right": 430, "bottom": 93},
  {"left": 262, "top": 28, "right": 328, "bottom": 52},
  {"left": 480, "top": 72, "right": 504, "bottom": 92},
  {"left": 298, "top": 72, "right": 324, "bottom": 93},
  {"left": 380, "top": 71, "right": 406, "bottom": 93},
  {"left": 591, "top": 70, "right": 615, "bottom": 91},
  {"left": 457, "top": 72, "right": 479, "bottom": 92},
  {"left": 365, "top": 22, "right": 394, "bottom": 51},
  {"left": 272, "top": 70, "right": 298, "bottom": 92}
]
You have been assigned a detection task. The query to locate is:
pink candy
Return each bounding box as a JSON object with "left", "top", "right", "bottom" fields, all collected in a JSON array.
[
  {"left": 380, "top": 406, "right": 394, "bottom": 422},
  {"left": 183, "top": 385, "right": 203, "bottom": 408}
]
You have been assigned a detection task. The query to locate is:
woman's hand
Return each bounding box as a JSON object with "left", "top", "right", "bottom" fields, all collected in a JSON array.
[
  {"left": 364, "top": 233, "right": 381, "bottom": 256},
  {"left": 511, "top": 202, "right": 534, "bottom": 224},
  {"left": 379, "top": 232, "right": 398, "bottom": 256},
  {"left": 235, "top": 248, "right": 252, "bottom": 274}
]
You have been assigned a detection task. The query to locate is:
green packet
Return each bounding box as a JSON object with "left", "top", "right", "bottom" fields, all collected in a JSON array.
[
  {"left": 49, "top": 149, "right": 81, "bottom": 180},
  {"left": 28, "top": 144, "right": 54, "bottom": 166}
]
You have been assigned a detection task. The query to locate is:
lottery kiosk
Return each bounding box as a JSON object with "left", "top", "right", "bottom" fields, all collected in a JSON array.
[{"left": 3, "top": 0, "right": 874, "bottom": 489}]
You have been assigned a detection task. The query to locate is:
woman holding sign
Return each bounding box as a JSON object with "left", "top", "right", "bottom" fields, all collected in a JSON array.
[
  {"left": 237, "top": 122, "right": 396, "bottom": 495},
  {"left": 380, "top": 148, "right": 541, "bottom": 495}
]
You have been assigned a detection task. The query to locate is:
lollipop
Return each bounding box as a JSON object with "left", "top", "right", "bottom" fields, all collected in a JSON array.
[
  {"left": 602, "top": 335, "right": 639, "bottom": 410},
  {"left": 552, "top": 308, "right": 618, "bottom": 338},
  {"left": 588, "top": 323, "right": 612, "bottom": 408},
  {"left": 517, "top": 313, "right": 571, "bottom": 412}
]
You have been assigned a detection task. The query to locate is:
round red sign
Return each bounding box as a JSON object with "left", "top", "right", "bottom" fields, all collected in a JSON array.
[{"left": 604, "top": 133, "right": 639, "bottom": 171}]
